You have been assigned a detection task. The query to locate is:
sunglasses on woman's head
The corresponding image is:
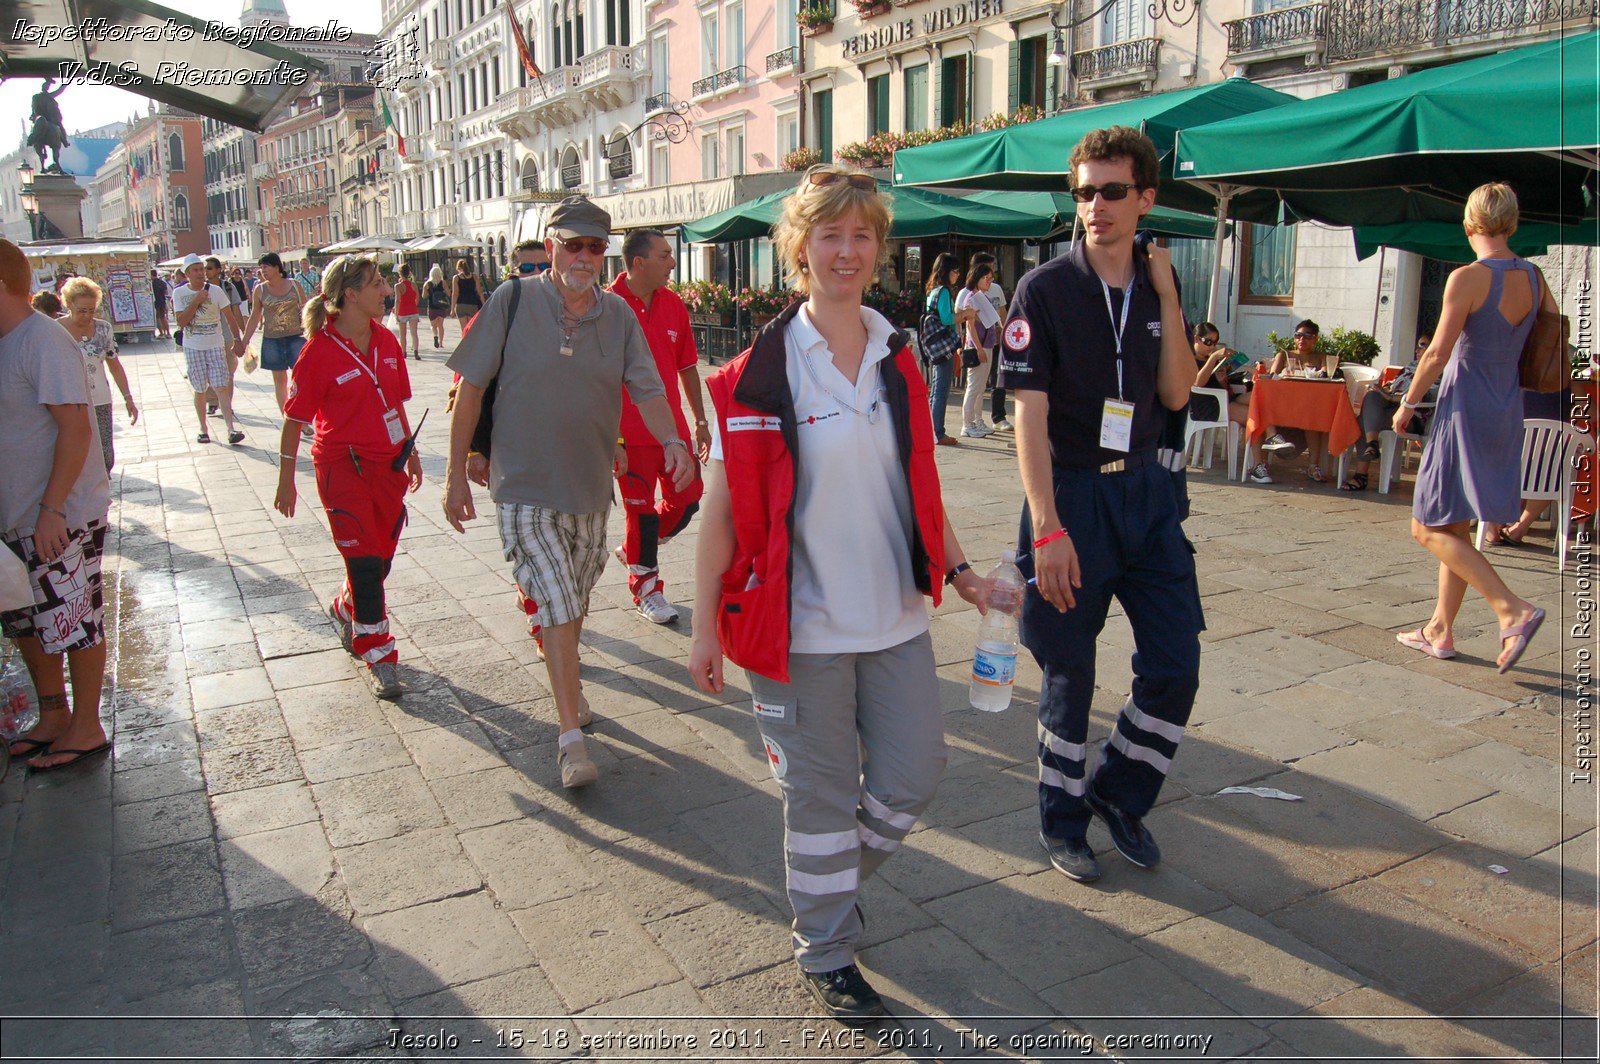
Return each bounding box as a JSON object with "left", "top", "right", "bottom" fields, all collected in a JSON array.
[
  {"left": 1068, "top": 182, "right": 1140, "bottom": 203},
  {"left": 808, "top": 171, "right": 877, "bottom": 192},
  {"left": 559, "top": 238, "right": 608, "bottom": 255}
]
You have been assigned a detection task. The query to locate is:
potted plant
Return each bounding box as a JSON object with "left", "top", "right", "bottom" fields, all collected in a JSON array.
[
  {"left": 1324, "top": 326, "right": 1381, "bottom": 367},
  {"left": 672, "top": 280, "right": 737, "bottom": 325},
  {"left": 737, "top": 284, "right": 799, "bottom": 326},
  {"left": 781, "top": 146, "right": 824, "bottom": 171},
  {"left": 797, "top": 3, "right": 834, "bottom": 36},
  {"left": 836, "top": 132, "right": 906, "bottom": 170},
  {"left": 849, "top": 0, "right": 893, "bottom": 17}
]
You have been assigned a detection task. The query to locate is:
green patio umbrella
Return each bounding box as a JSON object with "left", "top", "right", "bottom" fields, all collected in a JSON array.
[
  {"left": 1351, "top": 218, "right": 1598, "bottom": 263},
  {"left": 963, "top": 191, "right": 1228, "bottom": 241},
  {"left": 679, "top": 180, "right": 1056, "bottom": 243},
  {"left": 891, "top": 78, "right": 1299, "bottom": 220},
  {"left": 1173, "top": 31, "right": 1600, "bottom": 229}
]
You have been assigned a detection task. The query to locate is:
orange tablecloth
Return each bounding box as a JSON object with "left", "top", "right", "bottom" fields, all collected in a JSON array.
[
  {"left": 1573, "top": 381, "right": 1597, "bottom": 521},
  {"left": 1246, "top": 377, "right": 1363, "bottom": 457}
]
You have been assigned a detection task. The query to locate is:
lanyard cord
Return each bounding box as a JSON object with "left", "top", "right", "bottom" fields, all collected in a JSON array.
[
  {"left": 325, "top": 328, "right": 390, "bottom": 409},
  {"left": 1100, "top": 278, "right": 1132, "bottom": 402},
  {"left": 798, "top": 343, "right": 884, "bottom": 424}
]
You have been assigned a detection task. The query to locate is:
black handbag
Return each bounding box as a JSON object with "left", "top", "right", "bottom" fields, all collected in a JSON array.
[
  {"left": 919, "top": 310, "right": 958, "bottom": 366},
  {"left": 961, "top": 346, "right": 981, "bottom": 369}
]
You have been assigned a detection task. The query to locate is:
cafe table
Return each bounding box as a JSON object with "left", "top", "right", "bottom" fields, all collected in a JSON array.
[{"left": 1242, "top": 375, "right": 1364, "bottom": 481}]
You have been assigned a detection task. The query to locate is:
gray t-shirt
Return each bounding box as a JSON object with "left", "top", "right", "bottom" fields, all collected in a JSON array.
[
  {"left": 172, "top": 282, "right": 230, "bottom": 351},
  {"left": 0, "top": 311, "right": 111, "bottom": 536},
  {"left": 448, "top": 276, "right": 666, "bottom": 514}
]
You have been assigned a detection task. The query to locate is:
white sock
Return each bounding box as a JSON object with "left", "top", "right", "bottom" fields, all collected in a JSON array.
[{"left": 559, "top": 728, "right": 584, "bottom": 750}]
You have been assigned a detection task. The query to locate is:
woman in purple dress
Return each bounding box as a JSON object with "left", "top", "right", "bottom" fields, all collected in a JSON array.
[{"left": 1394, "top": 183, "right": 1556, "bottom": 673}]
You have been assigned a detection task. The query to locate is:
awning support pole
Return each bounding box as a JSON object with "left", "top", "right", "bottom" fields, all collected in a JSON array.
[{"left": 1205, "top": 184, "right": 1234, "bottom": 325}]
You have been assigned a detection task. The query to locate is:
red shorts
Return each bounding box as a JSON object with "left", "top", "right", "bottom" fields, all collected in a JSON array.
[{"left": 314, "top": 452, "right": 409, "bottom": 559}]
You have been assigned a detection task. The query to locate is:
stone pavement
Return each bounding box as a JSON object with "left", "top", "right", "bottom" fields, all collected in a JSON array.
[{"left": 0, "top": 322, "right": 1594, "bottom": 1061}]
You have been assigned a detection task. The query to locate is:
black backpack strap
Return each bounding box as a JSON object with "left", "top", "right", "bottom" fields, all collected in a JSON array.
[{"left": 472, "top": 278, "right": 520, "bottom": 459}]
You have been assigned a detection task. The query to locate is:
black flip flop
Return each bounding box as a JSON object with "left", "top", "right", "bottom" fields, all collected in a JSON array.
[
  {"left": 6, "top": 737, "right": 52, "bottom": 758},
  {"left": 26, "top": 740, "right": 111, "bottom": 773},
  {"left": 197, "top": 432, "right": 211, "bottom": 443},
  {"left": 228, "top": 430, "right": 246, "bottom": 445}
]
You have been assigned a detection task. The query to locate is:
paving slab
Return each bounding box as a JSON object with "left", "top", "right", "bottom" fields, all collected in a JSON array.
[{"left": 509, "top": 892, "right": 684, "bottom": 1012}]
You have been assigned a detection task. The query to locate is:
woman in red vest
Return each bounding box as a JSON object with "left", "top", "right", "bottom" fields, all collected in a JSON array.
[
  {"left": 687, "top": 165, "right": 990, "bottom": 1025},
  {"left": 273, "top": 255, "right": 422, "bottom": 700}
]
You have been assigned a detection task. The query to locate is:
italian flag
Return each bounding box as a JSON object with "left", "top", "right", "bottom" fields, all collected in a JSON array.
[{"left": 380, "top": 92, "right": 405, "bottom": 158}]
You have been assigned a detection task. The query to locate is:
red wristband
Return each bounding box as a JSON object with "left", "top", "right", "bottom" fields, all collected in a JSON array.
[{"left": 1032, "top": 528, "right": 1069, "bottom": 549}]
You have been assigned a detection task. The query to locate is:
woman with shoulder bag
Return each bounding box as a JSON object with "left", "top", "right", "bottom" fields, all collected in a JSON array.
[
  {"left": 955, "top": 263, "right": 997, "bottom": 439},
  {"left": 1394, "top": 182, "right": 1555, "bottom": 673},
  {"left": 922, "top": 252, "right": 962, "bottom": 446},
  {"left": 423, "top": 265, "right": 451, "bottom": 348}
]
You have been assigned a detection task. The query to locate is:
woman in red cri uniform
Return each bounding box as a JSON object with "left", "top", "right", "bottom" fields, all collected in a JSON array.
[{"left": 274, "top": 255, "right": 423, "bottom": 699}]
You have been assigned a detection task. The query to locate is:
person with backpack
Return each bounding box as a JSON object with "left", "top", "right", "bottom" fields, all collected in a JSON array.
[{"left": 422, "top": 265, "right": 450, "bottom": 348}]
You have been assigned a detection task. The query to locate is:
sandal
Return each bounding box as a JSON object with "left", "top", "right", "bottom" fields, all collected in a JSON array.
[
  {"left": 1497, "top": 607, "right": 1546, "bottom": 674},
  {"left": 196, "top": 432, "right": 211, "bottom": 443},
  {"left": 1488, "top": 529, "right": 1528, "bottom": 548},
  {"left": 1340, "top": 473, "right": 1369, "bottom": 491},
  {"left": 1397, "top": 629, "right": 1456, "bottom": 660},
  {"left": 1308, "top": 466, "right": 1329, "bottom": 483},
  {"left": 1359, "top": 440, "right": 1381, "bottom": 462}
]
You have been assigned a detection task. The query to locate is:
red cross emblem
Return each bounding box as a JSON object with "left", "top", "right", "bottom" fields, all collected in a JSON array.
[{"left": 1003, "top": 319, "right": 1032, "bottom": 352}]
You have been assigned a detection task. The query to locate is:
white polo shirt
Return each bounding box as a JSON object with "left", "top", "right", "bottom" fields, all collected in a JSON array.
[{"left": 712, "top": 304, "right": 929, "bottom": 654}]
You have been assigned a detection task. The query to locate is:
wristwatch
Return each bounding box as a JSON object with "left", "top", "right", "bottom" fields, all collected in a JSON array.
[{"left": 944, "top": 561, "right": 972, "bottom": 586}]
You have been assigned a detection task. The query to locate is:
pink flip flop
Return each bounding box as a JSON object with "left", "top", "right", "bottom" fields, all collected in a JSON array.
[
  {"left": 1397, "top": 629, "right": 1456, "bottom": 660},
  {"left": 1497, "top": 607, "right": 1546, "bottom": 674}
]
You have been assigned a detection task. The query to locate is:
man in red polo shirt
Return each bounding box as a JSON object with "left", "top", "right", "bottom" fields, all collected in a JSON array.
[{"left": 609, "top": 230, "right": 709, "bottom": 624}]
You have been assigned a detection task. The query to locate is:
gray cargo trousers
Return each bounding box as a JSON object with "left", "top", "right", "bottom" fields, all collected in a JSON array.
[{"left": 746, "top": 630, "right": 948, "bottom": 972}]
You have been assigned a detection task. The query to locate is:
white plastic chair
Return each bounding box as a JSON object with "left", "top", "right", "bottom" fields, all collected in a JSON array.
[
  {"left": 1185, "top": 387, "right": 1240, "bottom": 480},
  {"left": 1340, "top": 364, "right": 1380, "bottom": 405},
  {"left": 1473, "top": 419, "right": 1596, "bottom": 571}
]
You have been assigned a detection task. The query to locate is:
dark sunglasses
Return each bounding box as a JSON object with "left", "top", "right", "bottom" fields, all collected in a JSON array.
[
  {"left": 560, "top": 238, "right": 608, "bottom": 255},
  {"left": 1294, "top": 331, "right": 1318, "bottom": 339},
  {"left": 518, "top": 261, "right": 551, "bottom": 274},
  {"left": 1197, "top": 336, "right": 1218, "bottom": 346},
  {"left": 1068, "top": 182, "right": 1141, "bottom": 203},
  {"left": 808, "top": 171, "right": 877, "bottom": 192}
]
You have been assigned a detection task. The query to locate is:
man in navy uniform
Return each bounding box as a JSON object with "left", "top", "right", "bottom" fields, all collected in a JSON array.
[{"left": 998, "top": 126, "right": 1204, "bottom": 883}]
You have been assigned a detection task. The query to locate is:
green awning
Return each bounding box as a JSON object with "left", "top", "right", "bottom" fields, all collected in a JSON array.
[
  {"left": 962, "top": 191, "right": 1227, "bottom": 241},
  {"left": 679, "top": 180, "right": 1057, "bottom": 243},
  {"left": 1353, "top": 218, "right": 1599, "bottom": 263},
  {"left": 891, "top": 79, "right": 1299, "bottom": 221},
  {"left": 1, "top": 0, "right": 323, "bottom": 133},
  {"left": 1174, "top": 32, "right": 1599, "bottom": 227}
]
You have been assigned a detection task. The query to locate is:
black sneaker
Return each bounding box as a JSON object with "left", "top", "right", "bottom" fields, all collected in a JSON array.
[
  {"left": 801, "top": 964, "right": 886, "bottom": 1026},
  {"left": 1084, "top": 784, "right": 1161, "bottom": 868},
  {"left": 1040, "top": 832, "right": 1102, "bottom": 882}
]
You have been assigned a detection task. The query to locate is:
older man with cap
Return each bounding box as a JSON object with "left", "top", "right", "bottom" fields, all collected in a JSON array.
[
  {"left": 443, "top": 195, "right": 693, "bottom": 789},
  {"left": 171, "top": 253, "right": 245, "bottom": 444}
]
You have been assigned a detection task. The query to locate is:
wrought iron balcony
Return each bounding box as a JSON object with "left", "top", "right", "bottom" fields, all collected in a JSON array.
[
  {"left": 1071, "top": 37, "right": 1160, "bottom": 89},
  {"left": 1325, "top": 0, "right": 1594, "bottom": 63},
  {"left": 644, "top": 91, "right": 673, "bottom": 113},
  {"left": 766, "top": 46, "right": 799, "bottom": 73},
  {"left": 560, "top": 162, "right": 583, "bottom": 189},
  {"left": 1226, "top": 2, "right": 1328, "bottom": 62},
  {"left": 692, "top": 66, "right": 746, "bottom": 98}
]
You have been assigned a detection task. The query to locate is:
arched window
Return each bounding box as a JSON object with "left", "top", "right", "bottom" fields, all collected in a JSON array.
[
  {"left": 168, "top": 132, "right": 185, "bottom": 171},
  {"left": 606, "top": 133, "right": 633, "bottom": 180},
  {"left": 173, "top": 193, "right": 191, "bottom": 230},
  {"left": 498, "top": 234, "right": 507, "bottom": 266},
  {"left": 519, "top": 156, "right": 541, "bottom": 192},
  {"left": 560, "top": 145, "right": 581, "bottom": 189}
]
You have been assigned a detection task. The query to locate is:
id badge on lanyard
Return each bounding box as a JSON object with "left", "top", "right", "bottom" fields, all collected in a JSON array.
[
  {"left": 1099, "top": 280, "right": 1135, "bottom": 452},
  {"left": 329, "top": 330, "right": 403, "bottom": 444}
]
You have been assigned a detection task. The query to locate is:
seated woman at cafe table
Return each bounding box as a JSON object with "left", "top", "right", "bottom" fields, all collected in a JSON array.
[
  {"left": 1341, "top": 333, "right": 1436, "bottom": 491},
  {"left": 1263, "top": 319, "right": 1332, "bottom": 483},
  {"left": 1190, "top": 320, "right": 1251, "bottom": 429}
]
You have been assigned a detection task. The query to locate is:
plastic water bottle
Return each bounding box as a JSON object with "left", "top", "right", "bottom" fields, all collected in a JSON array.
[{"left": 969, "top": 551, "right": 1024, "bottom": 712}]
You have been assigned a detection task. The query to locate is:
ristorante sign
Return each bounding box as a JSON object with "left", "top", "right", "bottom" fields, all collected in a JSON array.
[{"left": 840, "top": 0, "right": 1006, "bottom": 61}]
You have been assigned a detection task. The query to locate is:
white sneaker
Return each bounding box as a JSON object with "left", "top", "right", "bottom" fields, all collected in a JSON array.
[
  {"left": 1261, "top": 433, "right": 1296, "bottom": 454},
  {"left": 960, "top": 424, "right": 993, "bottom": 438},
  {"left": 1247, "top": 463, "right": 1274, "bottom": 484},
  {"left": 991, "top": 418, "right": 1012, "bottom": 431},
  {"left": 637, "top": 590, "right": 679, "bottom": 624}
]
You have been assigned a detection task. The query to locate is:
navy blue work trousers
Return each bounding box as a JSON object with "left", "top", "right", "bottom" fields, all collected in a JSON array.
[{"left": 1016, "top": 461, "right": 1204, "bottom": 842}]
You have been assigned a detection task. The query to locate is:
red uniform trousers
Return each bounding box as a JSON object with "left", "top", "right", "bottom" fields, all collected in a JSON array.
[
  {"left": 315, "top": 452, "right": 407, "bottom": 664},
  {"left": 616, "top": 444, "right": 703, "bottom": 602}
]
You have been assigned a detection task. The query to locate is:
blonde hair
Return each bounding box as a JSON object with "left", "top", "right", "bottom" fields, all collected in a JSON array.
[
  {"left": 773, "top": 164, "right": 893, "bottom": 296},
  {"left": 1464, "top": 182, "right": 1519, "bottom": 238},
  {"left": 61, "top": 277, "right": 103, "bottom": 307},
  {"left": 429, "top": 264, "right": 445, "bottom": 284},
  {"left": 302, "top": 255, "right": 380, "bottom": 337}
]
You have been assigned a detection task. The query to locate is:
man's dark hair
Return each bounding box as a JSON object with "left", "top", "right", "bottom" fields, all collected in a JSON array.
[
  {"left": 969, "top": 252, "right": 996, "bottom": 268},
  {"left": 1296, "top": 319, "right": 1320, "bottom": 336},
  {"left": 204, "top": 256, "right": 223, "bottom": 269},
  {"left": 513, "top": 238, "right": 544, "bottom": 255},
  {"left": 1068, "top": 125, "right": 1160, "bottom": 192},
  {"left": 622, "top": 229, "right": 667, "bottom": 270}
]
